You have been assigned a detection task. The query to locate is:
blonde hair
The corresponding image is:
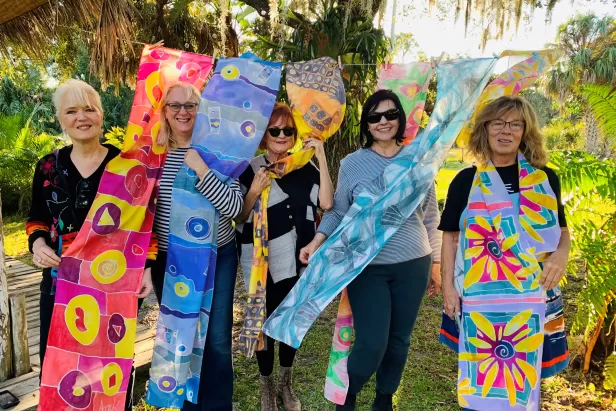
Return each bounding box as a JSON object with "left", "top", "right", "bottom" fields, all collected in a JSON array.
[
  {"left": 260, "top": 103, "right": 297, "bottom": 150},
  {"left": 157, "top": 82, "right": 201, "bottom": 150},
  {"left": 468, "top": 96, "right": 548, "bottom": 168},
  {"left": 53, "top": 79, "right": 103, "bottom": 119}
]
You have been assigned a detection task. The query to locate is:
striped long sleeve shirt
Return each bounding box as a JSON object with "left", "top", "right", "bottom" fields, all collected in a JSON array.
[
  {"left": 318, "top": 147, "right": 441, "bottom": 265},
  {"left": 153, "top": 148, "right": 243, "bottom": 251}
]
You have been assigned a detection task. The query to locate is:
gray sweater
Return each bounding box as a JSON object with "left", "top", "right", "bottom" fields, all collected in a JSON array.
[{"left": 318, "top": 147, "right": 441, "bottom": 265}]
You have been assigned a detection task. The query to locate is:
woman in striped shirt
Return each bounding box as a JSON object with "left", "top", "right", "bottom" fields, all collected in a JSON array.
[
  {"left": 151, "top": 81, "right": 243, "bottom": 410},
  {"left": 300, "top": 90, "right": 441, "bottom": 411}
]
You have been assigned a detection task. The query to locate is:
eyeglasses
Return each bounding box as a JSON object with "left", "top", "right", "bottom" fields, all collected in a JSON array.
[
  {"left": 268, "top": 127, "right": 295, "bottom": 137},
  {"left": 166, "top": 102, "right": 199, "bottom": 112},
  {"left": 366, "top": 109, "right": 400, "bottom": 124},
  {"left": 489, "top": 120, "right": 525, "bottom": 132},
  {"left": 75, "top": 179, "right": 91, "bottom": 209}
]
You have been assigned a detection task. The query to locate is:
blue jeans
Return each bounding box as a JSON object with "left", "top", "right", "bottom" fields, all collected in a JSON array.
[{"left": 183, "top": 240, "right": 238, "bottom": 411}]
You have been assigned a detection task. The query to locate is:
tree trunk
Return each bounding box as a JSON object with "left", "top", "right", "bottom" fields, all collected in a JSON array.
[
  {"left": 583, "top": 299, "right": 610, "bottom": 373},
  {"left": 0, "top": 192, "right": 13, "bottom": 382},
  {"left": 584, "top": 107, "right": 600, "bottom": 156}
]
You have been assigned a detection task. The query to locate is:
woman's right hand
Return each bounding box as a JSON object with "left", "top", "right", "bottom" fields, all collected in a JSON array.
[
  {"left": 32, "top": 237, "right": 61, "bottom": 269},
  {"left": 442, "top": 284, "right": 461, "bottom": 319},
  {"left": 249, "top": 167, "right": 271, "bottom": 194}
]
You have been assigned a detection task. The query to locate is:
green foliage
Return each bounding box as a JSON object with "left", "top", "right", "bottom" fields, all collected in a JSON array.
[
  {"left": 604, "top": 352, "right": 616, "bottom": 390},
  {"left": 542, "top": 120, "right": 584, "bottom": 150},
  {"left": 550, "top": 150, "right": 616, "bottom": 385},
  {"left": 0, "top": 105, "right": 64, "bottom": 214},
  {"left": 519, "top": 88, "right": 558, "bottom": 128},
  {"left": 581, "top": 84, "right": 616, "bottom": 148}
]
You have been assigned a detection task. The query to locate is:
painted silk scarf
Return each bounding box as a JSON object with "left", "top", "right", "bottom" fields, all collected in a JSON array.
[
  {"left": 457, "top": 50, "right": 562, "bottom": 147},
  {"left": 239, "top": 57, "right": 346, "bottom": 357},
  {"left": 145, "top": 54, "right": 282, "bottom": 408},
  {"left": 323, "top": 62, "right": 435, "bottom": 402},
  {"left": 261, "top": 57, "right": 500, "bottom": 403},
  {"left": 457, "top": 154, "right": 561, "bottom": 410},
  {"left": 376, "top": 62, "right": 434, "bottom": 144},
  {"left": 39, "top": 46, "right": 213, "bottom": 410}
]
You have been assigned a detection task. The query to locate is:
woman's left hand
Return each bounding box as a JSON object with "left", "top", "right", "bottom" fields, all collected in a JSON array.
[
  {"left": 540, "top": 249, "right": 568, "bottom": 290},
  {"left": 303, "top": 138, "right": 325, "bottom": 160},
  {"left": 185, "top": 149, "right": 209, "bottom": 179},
  {"left": 427, "top": 262, "right": 441, "bottom": 297},
  {"left": 136, "top": 267, "right": 154, "bottom": 298}
]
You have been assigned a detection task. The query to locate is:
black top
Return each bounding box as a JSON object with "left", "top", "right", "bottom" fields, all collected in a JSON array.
[
  {"left": 237, "top": 156, "right": 320, "bottom": 275},
  {"left": 438, "top": 163, "right": 567, "bottom": 232},
  {"left": 27, "top": 144, "right": 121, "bottom": 294}
]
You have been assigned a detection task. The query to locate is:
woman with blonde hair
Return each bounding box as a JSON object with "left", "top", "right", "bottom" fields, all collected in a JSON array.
[
  {"left": 439, "top": 96, "right": 570, "bottom": 410},
  {"left": 27, "top": 79, "right": 154, "bottom": 410},
  {"left": 150, "top": 81, "right": 243, "bottom": 409}
]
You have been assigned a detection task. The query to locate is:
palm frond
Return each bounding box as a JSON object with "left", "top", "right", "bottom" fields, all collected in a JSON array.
[
  {"left": 582, "top": 84, "right": 616, "bottom": 145},
  {"left": 605, "top": 352, "right": 616, "bottom": 390}
]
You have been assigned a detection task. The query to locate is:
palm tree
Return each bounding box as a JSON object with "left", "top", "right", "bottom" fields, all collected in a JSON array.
[{"left": 546, "top": 13, "right": 616, "bottom": 156}]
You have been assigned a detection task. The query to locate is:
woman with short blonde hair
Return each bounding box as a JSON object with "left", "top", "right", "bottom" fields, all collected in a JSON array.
[{"left": 28, "top": 78, "right": 154, "bottom": 410}]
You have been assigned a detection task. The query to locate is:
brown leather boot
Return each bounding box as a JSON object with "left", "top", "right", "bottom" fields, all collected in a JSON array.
[
  {"left": 260, "top": 373, "right": 277, "bottom": 411},
  {"left": 278, "top": 366, "right": 301, "bottom": 411}
]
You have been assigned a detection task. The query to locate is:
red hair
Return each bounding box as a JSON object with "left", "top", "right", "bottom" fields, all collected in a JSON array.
[{"left": 259, "top": 103, "right": 297, "bottom": 150}]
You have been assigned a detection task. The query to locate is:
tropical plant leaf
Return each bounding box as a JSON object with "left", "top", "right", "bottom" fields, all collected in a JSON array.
[
  {"left": 582, "top": 84, "right": 616, "bottom": 147},
  {"left": 604, "top": 351, "right": 616, "bottom": 390}
]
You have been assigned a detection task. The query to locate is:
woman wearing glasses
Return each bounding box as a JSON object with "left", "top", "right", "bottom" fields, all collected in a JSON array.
[
  {"left": 151, "top": 81, "right": 243, "bottom": 410},
  {"left": 439, "top": 96, "right": 570, "bottom": 410},
  {"left": 26, "top": 79, "right": 153, "bottom": 410},
  {"left": 236, "top": 103, "right": 334, "bottom": 411},
  {"left": 299, "top": 90, "right": 441, "bottom": 410}
]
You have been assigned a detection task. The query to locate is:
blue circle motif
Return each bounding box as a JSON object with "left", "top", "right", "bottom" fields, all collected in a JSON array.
[{"left": 185, "top": 217, "right": 211, "bottom": 240}]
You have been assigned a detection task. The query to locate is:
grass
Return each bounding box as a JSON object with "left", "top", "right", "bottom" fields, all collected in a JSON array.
[{"left": 2, "top": 149, "right": 614, "bottom": 410}]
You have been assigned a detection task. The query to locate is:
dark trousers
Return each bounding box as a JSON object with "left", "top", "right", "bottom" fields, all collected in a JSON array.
[
  {"left": 39, "top": 293, "right": 137, "bottom": 410},
  {"left": 168, "top": 240, "right": 237, "bottom": 411},
  {"left": 255, "top": 273, "right": 299, "bottom": 376},
  {"left": 346, "top": 255, "right": 432, "bottom": 395}
]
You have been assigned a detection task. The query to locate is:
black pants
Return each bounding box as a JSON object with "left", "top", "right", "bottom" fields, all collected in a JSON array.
[
  {"left": 255, "top": 273, "right": 299, "bottom": 376},
  {"left": 346, "top": 255, "right": 432, "bottom": 395},
  {"left": 40, "top": 293, "right": 137, "bottom": 410}
]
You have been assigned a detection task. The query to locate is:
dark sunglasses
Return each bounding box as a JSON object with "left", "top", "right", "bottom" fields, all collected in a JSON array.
[
  {"left": 268, "top": 127, "right": 295, "bottom": 137},
  {"left": 366, "top": 109, "right": 400, "bottom": 124},
  {"left": 166, "top": 102, "right": 199, "bottom": 112}
]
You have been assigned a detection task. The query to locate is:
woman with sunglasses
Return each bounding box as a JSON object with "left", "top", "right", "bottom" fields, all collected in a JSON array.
[
  {"left": 151, "top": 81, "right": 244, "bottom": 410},
  {"left": 236, "top": 103, "right": 334, "bottom": 411},
  {"left": 299, "top": 90, "right": 441, "bottom": 410},
  {"left": 26, "top": 79, "right": 154, "bottom": 410}
]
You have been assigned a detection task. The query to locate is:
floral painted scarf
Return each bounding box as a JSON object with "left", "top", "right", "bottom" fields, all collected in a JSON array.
[{"left": 457, "top": 153, "right": 561, "bottom": 410}]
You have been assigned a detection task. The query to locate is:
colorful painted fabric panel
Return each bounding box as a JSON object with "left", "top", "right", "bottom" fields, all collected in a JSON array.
[
  {"left": 439, "top": 287, "right": 569, "bottom": 379},
  {"left": 324, "top": 61, "right": 435, "bottom": 403},
  {"left": 260, "top": 57, "right": 499, "bottom": 404},
  {"left": 146, "top": 53, "right": 282, "bottom": 408},
  {"left": 457, "top": 153, "right": 561, "bottom": 410},
  {"left": 457, "top": 49, "right": 562, "bottom": 147},
  {"left": 38, "top": 46, "right": 213, "bottom": 410},
  {"left": 376, "top": 62, "right": 434, "bottom": 144},
  {"left": 239, "top": 57, "right": 345, "bottom": 357}
]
